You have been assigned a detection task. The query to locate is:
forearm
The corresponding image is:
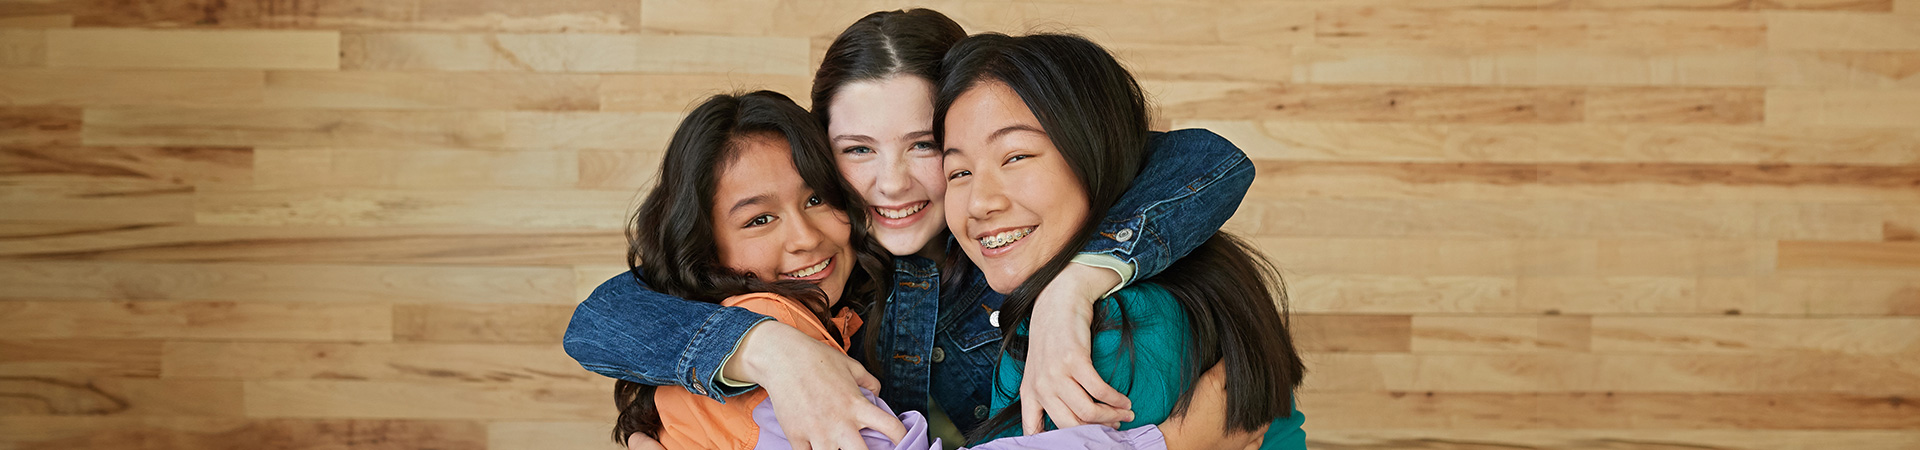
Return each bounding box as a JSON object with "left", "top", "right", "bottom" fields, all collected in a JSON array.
[
  {"left": 562, "top": 273, "right": 769, "bottom": 401},
  {"left": 1080, "top": 129, "right": 1255, "bottom": 286}
]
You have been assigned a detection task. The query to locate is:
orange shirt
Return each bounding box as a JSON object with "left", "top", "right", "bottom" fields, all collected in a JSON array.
[{"left": 653, "top": 293, "right": 862, "bottom": 450}]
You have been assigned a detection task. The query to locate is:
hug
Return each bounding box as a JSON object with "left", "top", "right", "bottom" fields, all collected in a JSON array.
[{"left": 564, "top": 9, "right": 1306, "bottom": 450}]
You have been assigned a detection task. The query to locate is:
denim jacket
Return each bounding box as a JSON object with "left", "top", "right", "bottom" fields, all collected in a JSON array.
[{"left": 564, "top": 129, "right": 1255, "bottom": 434}]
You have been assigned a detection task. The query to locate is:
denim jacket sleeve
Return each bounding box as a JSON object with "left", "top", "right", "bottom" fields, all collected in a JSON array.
[
  {"left": 563, "top": 271, "right": 770, "bottom": 402},
  {"left": 1078, "top": 128, "right": 1256, "bottom": 281}
]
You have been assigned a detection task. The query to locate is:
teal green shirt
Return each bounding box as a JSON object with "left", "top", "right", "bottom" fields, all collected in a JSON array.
[{"left": 989, "top": 284, "right": 1307, "bottom": 449}]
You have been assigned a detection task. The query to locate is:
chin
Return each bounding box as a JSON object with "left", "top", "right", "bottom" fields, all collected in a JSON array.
[
  {"left": 875, "top": 231, "right": 932, "bottom": 257},
  {"left": 980, "top": 265, "right": 1027, "bottom": 294}
]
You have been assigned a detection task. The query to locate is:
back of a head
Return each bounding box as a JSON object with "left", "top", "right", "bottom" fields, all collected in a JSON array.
[{"left": 811, "top": 8, "right": 966, "bottom": 128}]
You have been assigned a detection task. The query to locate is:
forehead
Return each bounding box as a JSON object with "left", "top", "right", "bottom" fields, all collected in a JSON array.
[
  {"left": 828, "top": 76, "right": 936, "bottom": 135},
  {"left": 714, "top": 136, "right": 804, "bottom": 200},
  {"left": 944, "top": 81, "right": 1043, "bottom": 150}
]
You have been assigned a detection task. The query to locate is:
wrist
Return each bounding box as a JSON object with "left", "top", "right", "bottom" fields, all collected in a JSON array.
[
  {"left": 1052, "top": 263, "right": 1122, "bottom": 304},
  {"left": 723, "top": 321, "right": 788, "bottom": 385}
]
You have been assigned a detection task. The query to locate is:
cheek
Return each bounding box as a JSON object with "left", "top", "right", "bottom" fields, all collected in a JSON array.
[
  {"left": 910, "top": 158, "right": 947, "bottom": 198},
  {"left": 715, "top": 233, "right": 775, "bottom": 281},
  {"left": 836, "top": 157, "right": 878, "bottom": 193}
]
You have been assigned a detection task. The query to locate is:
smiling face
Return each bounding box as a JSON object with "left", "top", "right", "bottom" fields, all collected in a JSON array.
[
  {"left": 828, "top": 75, "right": 948, "bottom": 257},
  {"left": 711, "top": 133, "right": 856, "bottom": 304},
  {"left": 941, "top": 80, "right": 1090, "bottom": 294}
]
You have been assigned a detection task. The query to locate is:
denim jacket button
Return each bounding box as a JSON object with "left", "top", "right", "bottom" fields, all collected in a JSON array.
[
  {"left": 1114, "top": 228, "right": 1133, "bottom": 242},
  {"left": 989, "top": 310, "right": 1000, "bottom": 328},
  {"left": 931, "top": 346, "right": 946, "bottom": 363},
  {"left": 974, "top": 405, "right": 989, "bottom": 419}
]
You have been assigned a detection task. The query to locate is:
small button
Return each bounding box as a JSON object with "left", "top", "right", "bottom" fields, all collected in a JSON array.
[
  {"left": 931, "top": 346, "right": 946, "bottom": 363},
  {"left": 974, "top": 405, "right": 989, "bottom": 419},
  {"left": 1113, "top": 229, "right": 1133, "bottom": 242},
  {"left": 989, "top": 310, "right": 1001, "bottom": 328}
]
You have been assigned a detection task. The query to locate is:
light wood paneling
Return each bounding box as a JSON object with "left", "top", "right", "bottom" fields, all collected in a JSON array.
[
  {"left": 44, "top": 29, "right": 339, "bottom": 70},
  {"left": 71, "top": 0, "right": 644, "bottom": 33},
  {"left": 0, "top": 301, "right": 392, "bottom": 341},
  {"left": 341, "top": 33, "right": 811, "bottom": 74},
  {"left": 5, "top": 2, "right": 1918, "bottom": 449},
  {"left": 0, "top": 417, "right": 489, "bottom": 450},
  {"left": 0, "top": 261, "right": 577, "bottom": 303},
  {"left": 0, "top": 69, "right": 265, "bottom": 107},
  {"left": 260, "top": 72, "right": 601, "bottom": 111}
]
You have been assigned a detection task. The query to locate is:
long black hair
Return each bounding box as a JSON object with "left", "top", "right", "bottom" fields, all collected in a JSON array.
[
  {"left": 811, "top": 8, "right": 966, "bottom": 130},
  {"left": 933, "top": 33, "right": 1306, "bottom": 441},
  {"left": 611, "top": 91, "right": 894, "bottom": 446}
]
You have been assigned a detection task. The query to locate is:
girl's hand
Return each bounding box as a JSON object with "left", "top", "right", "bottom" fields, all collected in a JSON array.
[
  {"left": 726, "top": 322, "right": 907, "bottom": 450},
  {"left": 1160, "top": 363, "right": 1267, "bottom": 450},
  {"left": 625, "top": 432, "right": 665, "bottom": 450},
  {"left": 1020, "top": 263, "right": 1135, "bottom": 435}
]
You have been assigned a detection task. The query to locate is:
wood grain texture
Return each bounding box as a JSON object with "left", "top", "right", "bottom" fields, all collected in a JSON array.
[
  {"left": 0, "top": 261, "right": 577, "bottom": 303},
  {"left": 6, "top": 2, "right": 1919, "bottom": 448},
  {"left": 0, "top": 69, "right": 264, "bottom": 106},
  {"left": 0, "top": 417, "right": 488, "bottom": 450},
  {"left": 341, "top": 32, "right": 811, "bottom": 74},
  {"left": 1184, "top": 119, "right": 1920, "bottom": 164},
  {"left": 82, "top": 107, "right": 681, "bottom": 150},
  {"left": 45, "top": 28, "right": 339, "bottom": 70},
  {"left": 0, "top": 223, "right": 625, "bottom": 266},
  {"left": 72, "top": 0, "right": 644, "bottom": 33},
  {"left": 0, "top": 301, "right": 392, "bottom": 341}
]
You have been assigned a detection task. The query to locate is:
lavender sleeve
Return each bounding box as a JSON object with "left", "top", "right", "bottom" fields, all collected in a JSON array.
[{"left": 752, "top": 390, "right": 1164, "bottom": 450}]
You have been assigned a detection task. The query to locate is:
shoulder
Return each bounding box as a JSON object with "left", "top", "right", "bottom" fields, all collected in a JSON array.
[
  {"left": 587, "top": 272, "right": 644, "bottom": 299},
  {"left": 1147, "top": 128, "right": 1237, "bottom": 152},
  {"left": 720, "top": 293, "right": 814, "bottom": 326}
]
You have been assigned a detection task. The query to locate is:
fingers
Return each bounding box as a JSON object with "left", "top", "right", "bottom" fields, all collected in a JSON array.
[
  {"left": 1074, "top": 363, "right": 1133, "bottom": 411},
  {"left": 626, "top": 433, "right": 666, "bottom": 450},
  {"left": 854, "top": 402, "right": 907, "bottom": 445},
  {"left": 828, "top": 429, "right": 869, "bottom": 450},
  {"left": 852, "top": 369, "right": 882, "bottom": 396},
  {"left": 1056, "top": 382, "right": 1128, "bottom": 426},
  {"left": 1040, "top": 394, "right": 1087, "bottom": 429},
  {"left": 1020, "top": 385, "right": 1045, "bottom": 436}
]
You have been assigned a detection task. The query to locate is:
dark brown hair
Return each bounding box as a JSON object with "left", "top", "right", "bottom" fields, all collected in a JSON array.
[
  {"left": 810, "top": 8, "right": 965, "bottom": 130},
  {"left": 933, "top": 33, "right": 1306, "bottom": 441},
  {"left": 611, "top": 91, "right": 893, "bottom": 446}
]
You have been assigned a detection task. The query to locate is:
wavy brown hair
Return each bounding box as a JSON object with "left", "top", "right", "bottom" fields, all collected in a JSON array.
[{"left": 611, "top": 91, "right": 893, "bottom": 446}]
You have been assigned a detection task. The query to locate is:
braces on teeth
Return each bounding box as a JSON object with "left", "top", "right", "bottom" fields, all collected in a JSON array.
[{"left": 980, "top": 228, "right": 1032, "bottom": 249}]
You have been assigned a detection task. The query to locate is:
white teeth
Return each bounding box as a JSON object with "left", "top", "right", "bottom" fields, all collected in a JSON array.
[
  {"left": 784, "top": 258, "right": 830, "bottom": 278},
  {"left": 978, "top": 227, "right": 1033, "bottom": 249},
  {"left": 876, "top": 202, "right": 925, "bottom": 219}
]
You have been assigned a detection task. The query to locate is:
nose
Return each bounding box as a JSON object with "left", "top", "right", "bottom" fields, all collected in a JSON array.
[
  {"left": 784, "top": 209, "right": 827, "bottom": 255},
  {"left": 965, "top": 169, "right": 1009, "bottom": 223},
  {"left": 874, "top": 152, "right": 912, "bottom": 199}
]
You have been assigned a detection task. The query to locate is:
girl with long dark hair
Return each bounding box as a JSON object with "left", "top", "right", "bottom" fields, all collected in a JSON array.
[
  {"left": 935, "top": 33, "right": 1307, "bottom": 449},
  {"left": 617, "top": 90, "right": 1176, "bottom": 450},
  {"left": 568, "top": 9, "right": 1266, "bottom": 450}
]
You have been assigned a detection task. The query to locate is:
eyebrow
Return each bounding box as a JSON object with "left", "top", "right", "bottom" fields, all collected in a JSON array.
[
  {"left": 988, "top": 124, "right": 1045, "bottom": 144},
  {"left": 727, "top": 194, "right": 773, "bottom": 216},
  {"left": 945, "top": 124, "right": 1044, "bottom": 157},
  {"left": 831, "top": 134, "right": 875, "bottom": 144}
]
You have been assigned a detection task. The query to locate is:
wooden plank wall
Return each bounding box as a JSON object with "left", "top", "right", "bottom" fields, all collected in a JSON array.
[{"left": 2, "top": 1, "right": 1918, "bottom": 449}]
